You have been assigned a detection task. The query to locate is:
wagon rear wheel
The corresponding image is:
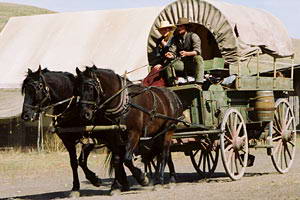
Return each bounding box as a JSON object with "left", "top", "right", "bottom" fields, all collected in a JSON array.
[
  {"left": 220, "top": 108, "right": 248, "bottom": 180},
  {"left": 271, "top": 98, "right": 296, "bottom": 173},
  {"left": 190, "top": 138, "right": 219, "bottom": 178}
]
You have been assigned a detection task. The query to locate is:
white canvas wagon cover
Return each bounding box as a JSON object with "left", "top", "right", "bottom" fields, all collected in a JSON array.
[{"left": 147, "top": 0, "right": 294, "bottom": 64}]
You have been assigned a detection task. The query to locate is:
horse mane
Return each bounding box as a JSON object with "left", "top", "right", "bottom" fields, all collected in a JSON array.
[
  {"left": 21, "top": 67, "right": 76, "bottom": 95},
  {"left": 85, "top": 65, "right": 132, "bottom": 83}
]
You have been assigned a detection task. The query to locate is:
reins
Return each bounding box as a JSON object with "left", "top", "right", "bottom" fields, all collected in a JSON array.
[{"left": 44, "top": 96, "right": 77, "bottom": 118}]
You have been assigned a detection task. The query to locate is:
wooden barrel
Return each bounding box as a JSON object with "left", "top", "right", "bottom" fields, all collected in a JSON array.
[{"left": 254, "top": 91, "right": 275, "bottom": 121}]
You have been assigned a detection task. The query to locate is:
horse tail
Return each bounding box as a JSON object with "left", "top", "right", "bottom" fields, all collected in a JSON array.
[{"left": 104, "top": 149, "right": 114, "bottom": 177}]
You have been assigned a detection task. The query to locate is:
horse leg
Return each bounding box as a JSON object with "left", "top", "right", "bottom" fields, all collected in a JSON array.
[
  {"left": 60, "top": 137, "right": 80, "bottom": 193},
  {"left": 78, "top": 143, "right": 102, "bottom": 187},
  {"left": 110, "top": 151, "right": 130, "bottom": 193},
  {"left": 167, "top": 152, "right": 176, "bottom": 183},
  {"left": 124, "top": 131, "right": 139, "bottom": 162},
  {"left": 124, "top": 158, "right": 149, "bottom": 186},
  {"left": 158, "top": 131, "right": 173, "bottom": 185}
]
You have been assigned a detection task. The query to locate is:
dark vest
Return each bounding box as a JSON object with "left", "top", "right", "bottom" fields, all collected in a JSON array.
[{"left": 175, "top": 32, "right": 196, "bottom": 52}]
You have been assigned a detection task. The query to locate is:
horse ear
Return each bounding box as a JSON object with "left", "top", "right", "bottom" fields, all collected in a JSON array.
[
  {"left": 28, "top": 68, "right": 33, "bottom": 75},
  {"left": 37, "top": 65, "right": 42, "bottom": 75},
  {"left": 76, "top": 67, "right": 82, "bottom": 75}
]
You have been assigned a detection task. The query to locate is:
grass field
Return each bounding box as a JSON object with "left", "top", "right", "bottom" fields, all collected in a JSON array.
[{"left": 0, "top": 2, "right": 55, "bottom": 32}]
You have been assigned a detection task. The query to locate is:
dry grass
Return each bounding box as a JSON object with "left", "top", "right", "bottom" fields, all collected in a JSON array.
[
  {"left": 43, "top": 132, "right": 65, "bottom": 152},
  {"left": 0, "top": 149, "right": 106, "bottom": 182}
]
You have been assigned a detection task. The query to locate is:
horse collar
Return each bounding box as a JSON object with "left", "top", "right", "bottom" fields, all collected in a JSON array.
[{"left": 104, "top": 75, "right": 130, "bottom": 117}]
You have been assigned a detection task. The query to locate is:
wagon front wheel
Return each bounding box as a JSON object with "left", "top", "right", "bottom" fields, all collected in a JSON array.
[
  {"left": 220, "top": 108, "right": 248, "bottom": 180},
  {"left": 190, "top": 138, "right": 219, "bottom": 178},
  {"left": 271, "top": 98, "right": 296, "bottom": 173}
]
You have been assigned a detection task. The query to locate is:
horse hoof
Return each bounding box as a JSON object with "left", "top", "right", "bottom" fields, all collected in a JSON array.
[
  {"left": 167, "top": 182, "right": 176, "bottom": 189},
  {"left": 69, "top": 191, "right": 80, "bottom": 198},
  {"left": 153, "top": 184, "right": 163, "bottom": 191},
  {"left": 90, "top": 177, "right": 102, "bottom": 187},
  {"left": 169, "top": 176, "right": 176, "bottom": 184},
  {"left": 110, "top": 188, "right": 121, "bottom": 196},
  {"left": 141, "top": 175, "right": 150, "bottom": 186},
  {"left": 121, "top": 185, "right": 130, "bottom": 192}
]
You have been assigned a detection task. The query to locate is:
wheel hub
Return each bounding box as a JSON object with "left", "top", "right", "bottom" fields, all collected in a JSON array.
[
  {"left": 282, "top": 130, "right": 292, "bottom": 142},
  {"left": 233, "top": 136, "right": 245, "bottom": 150}
]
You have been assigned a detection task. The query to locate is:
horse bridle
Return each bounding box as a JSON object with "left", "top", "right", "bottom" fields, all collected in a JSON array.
[
  {"left": 79, "top": 75, "right": 130, "bottom": 117},
  {"left": 24, "top": 75, "right": 51, "bottom": 112},
  {"left": 79, "top": 77, "right": 104, "bottom": 108}
]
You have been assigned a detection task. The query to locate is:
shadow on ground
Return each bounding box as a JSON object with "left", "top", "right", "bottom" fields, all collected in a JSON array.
[{"left": 3, "top": 171, "right": 272, "bottom": 200}]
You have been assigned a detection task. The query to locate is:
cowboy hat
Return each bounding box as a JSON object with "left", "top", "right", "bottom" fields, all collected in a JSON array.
[
  {"left": 157, "top": 20, "right": 175, "bottom": 29},
  {"left": 176, "top": 17, "right": 190, "bottom": 26}
]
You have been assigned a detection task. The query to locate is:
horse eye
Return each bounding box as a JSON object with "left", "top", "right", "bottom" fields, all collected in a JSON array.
[{"left": 39, "top": 83, "right": 43, "bottom": 89}]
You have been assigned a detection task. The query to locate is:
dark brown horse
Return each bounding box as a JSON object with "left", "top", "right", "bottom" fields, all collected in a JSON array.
[
  {"left": 21, "top": 66, "right": 148, "bottom": 195},
  {"left": 76, "top": 66, "right": 184, "bottom": 185}
]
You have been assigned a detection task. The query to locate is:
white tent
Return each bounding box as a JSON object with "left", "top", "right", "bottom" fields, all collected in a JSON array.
[{"left": 0, "top": 7, "right": 162, "bottom": 118}]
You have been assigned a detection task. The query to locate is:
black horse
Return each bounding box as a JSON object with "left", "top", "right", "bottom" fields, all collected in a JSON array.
[
  {"left": 76, "top": 66, "right": 184, "bottom": 185},
  {"left": 21, "top": 66, "right": 148, "bottom": 195}
]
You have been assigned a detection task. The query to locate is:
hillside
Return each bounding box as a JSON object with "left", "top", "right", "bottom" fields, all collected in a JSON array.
[{"left": 0, "top": 2, "right": 55, "bottom": 32}]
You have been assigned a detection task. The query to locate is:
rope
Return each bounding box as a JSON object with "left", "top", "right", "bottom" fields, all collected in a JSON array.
[
  {"left": 44, "top": 96, "right": 76, "bottom": 118},
  {"left": 120, "top": 58, "right": 180, "bottom": 79},
  {"left": 121, "top": 64, "right": 149, "bottom": 77}
]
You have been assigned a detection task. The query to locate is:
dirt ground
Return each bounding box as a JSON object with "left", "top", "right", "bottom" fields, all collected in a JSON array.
[{"left": 0, "top": 138, "right": 299, "bottom": 200}]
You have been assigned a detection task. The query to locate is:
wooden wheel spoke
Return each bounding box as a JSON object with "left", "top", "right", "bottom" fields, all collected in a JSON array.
[
  {"left": 285, "top": 143, "right": 292, "bottom": 160},
  {"left": 284, "top": 147, "right": 288, "bottom": 168},
  {"left": 193, "top": 149, "right": 200, "bottom": 157},
  {"left": 280, "top": 144, "right": 284, "bottom": 169},
  {"left": 272, "top": 136, "right": 282, "bottom": 142},
  {"left": 273, "top": 125, "right": 282, "bottom": 135},
  {"left": 237, "top": 153, "right": 245, "bottom": 167},
  {"left": 229, "top": 113, "right": 233, "bottom": 131},
  {"left": 197, "top": 151, "right": 203, "bottom": 168},
  {"left": 285, "top": 117, "right": 294, "bottom": 130},
  {"left": 226, "top": 149, "right": 234, "bottom": 168},
  {"left": 279, "top": 105, "right": 285, "bottom": 125},
  {"left": 276, "top": 141, "right": 283, "bottom": 164},
  {"left": 224, "top": 135, "right": 233, "bottom": 143},
  {"left": 274, "top": 140, "right": 282, "bottom": 155},
  {"left": 203, "top": 153, "right": 207, "bottom": 172},
  {"left": 208, "top": 151, "right": 214, "bottom": 162},
  {"left": 225, "top": 144, "right": 233, "bottom": 152},
  {"left": 284, "top": 107, "right": 290, "bottom": 122},
  {"left": 288, "top": 141, "right": 295, "bottom": 147},
  {"left": 236, "top": 122, "right": 243, "bottom": 136},
  {"left": 207, "top": 153, "right": 211, "bottom": 171},
  {"left": 274, "top": 112, "right": 282, "bottom": 131},
  {"left": 233, "top": 113, "right": 238, "bottom": 132},
  {"left": 226, "top": 122, "right": 233, "bottom": 136},
  {"left": 234, "top": 153, "right": 239, "bottom": 174}
]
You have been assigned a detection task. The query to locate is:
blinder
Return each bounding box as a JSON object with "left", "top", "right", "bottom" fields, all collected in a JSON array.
[
  {"left": 79, "top": 77, "right": 104, "bottom": 109},
  {"left": 24, "top": 76, "right": 51, "bottom": 112}
]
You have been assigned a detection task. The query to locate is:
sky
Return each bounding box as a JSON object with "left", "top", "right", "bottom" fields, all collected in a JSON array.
[{"left": 2, "top": 0, "right": 300, "bottom": 38}]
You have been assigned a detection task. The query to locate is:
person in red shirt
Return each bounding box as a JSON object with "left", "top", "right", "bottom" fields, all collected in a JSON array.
[{"left": 142, "top": 20, "right": 175, "bottom": 87}]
